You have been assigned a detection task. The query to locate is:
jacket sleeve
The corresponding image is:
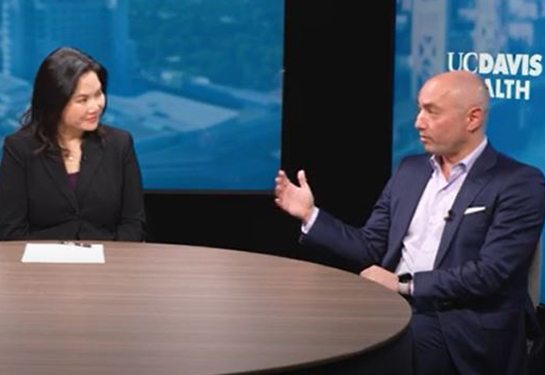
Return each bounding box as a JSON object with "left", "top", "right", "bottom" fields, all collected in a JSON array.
[
  {"left": 0, "top": 135, "right": 31, "bottom": 239},
  {"left": 115, "top": 134, "right": 146, "bottom": 241},
  {"left": 301, "top": 173, "right": 394, "bottom": 270}
]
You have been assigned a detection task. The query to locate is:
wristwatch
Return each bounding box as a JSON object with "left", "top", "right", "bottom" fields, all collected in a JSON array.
[{"left": 398, "top": 273, "right": 413, "bottom": 295}]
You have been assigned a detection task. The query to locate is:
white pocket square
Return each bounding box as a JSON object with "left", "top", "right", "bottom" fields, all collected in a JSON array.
[{"left": 464, "top": 206, "right": 486, "bottom": 215}]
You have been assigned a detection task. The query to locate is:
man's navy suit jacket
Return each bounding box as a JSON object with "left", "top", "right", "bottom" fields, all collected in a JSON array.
[{"left": 302, "top": 144, "right": 545, "bottom": 374}]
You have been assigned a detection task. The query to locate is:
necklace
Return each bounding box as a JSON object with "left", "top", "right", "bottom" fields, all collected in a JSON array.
[{"left": 64, "top": 153, "right": 78, "bottom": 161}]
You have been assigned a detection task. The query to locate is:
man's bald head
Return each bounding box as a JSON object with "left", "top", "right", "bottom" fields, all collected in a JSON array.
[{"left": 424, "top": 71, "right": 489, "bottom": 120}]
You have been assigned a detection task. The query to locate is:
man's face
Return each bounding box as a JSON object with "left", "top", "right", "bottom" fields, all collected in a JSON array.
[{"left": 414, "top": 79, "right": 469, "bottom": 158}]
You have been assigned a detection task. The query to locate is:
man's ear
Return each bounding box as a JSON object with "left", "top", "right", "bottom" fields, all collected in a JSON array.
[{"left": 466, "top": 106, "right": 484, "bottom": 133}]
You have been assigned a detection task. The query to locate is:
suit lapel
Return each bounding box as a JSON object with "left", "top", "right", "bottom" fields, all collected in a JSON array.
[
  {"left": 41, "top": 153, "right": 79, "bottom": 211},
  {"left": 433, "top": 145, "right": 497, "bottom": 268},
  {"left": 76, "top": 134, "right": 104, "bottom": 198},
  {"left": 385, "top": 158, "right": 433, "bottom": 270}
]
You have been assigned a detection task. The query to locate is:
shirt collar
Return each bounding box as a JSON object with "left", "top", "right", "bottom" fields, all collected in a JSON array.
[{"left": 429, "top": 137, "right": 488, "bottom": 173}]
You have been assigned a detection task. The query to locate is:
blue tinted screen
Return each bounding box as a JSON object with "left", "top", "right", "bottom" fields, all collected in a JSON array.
[{"left": 0, "top": 0, "right": 284, "bottom": 191}]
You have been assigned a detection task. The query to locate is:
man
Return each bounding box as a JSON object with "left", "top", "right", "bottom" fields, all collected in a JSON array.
[{"left": 275, "top": 71, "right": 544, "bottom": 375}]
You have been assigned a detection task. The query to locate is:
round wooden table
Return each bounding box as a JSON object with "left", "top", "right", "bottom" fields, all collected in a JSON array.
[{"left": 0, "top": 241, "right": 411, "bottom": 374}]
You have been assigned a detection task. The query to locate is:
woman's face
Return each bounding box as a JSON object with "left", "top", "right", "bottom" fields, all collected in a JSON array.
[{"left": 58, "top": 71, "right": 105, "bottom": 135}]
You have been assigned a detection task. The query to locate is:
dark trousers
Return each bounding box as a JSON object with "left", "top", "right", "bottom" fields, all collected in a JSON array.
[{"left": 410, "top": 310, "right": 458, "bottom": 375}]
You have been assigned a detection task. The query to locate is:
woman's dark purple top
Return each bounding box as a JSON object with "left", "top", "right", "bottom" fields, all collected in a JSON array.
[{"left": 67, "top": 172, "right": 79, "bottom": 190}]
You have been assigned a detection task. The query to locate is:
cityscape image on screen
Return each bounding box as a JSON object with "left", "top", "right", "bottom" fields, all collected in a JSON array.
[{"left": 0, "top": 0, "right": 285, "bottom": 191}]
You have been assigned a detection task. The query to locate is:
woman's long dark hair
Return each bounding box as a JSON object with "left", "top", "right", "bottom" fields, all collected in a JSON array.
[{"left": 21, "top": 47, "right": 108, "bottom": 154}]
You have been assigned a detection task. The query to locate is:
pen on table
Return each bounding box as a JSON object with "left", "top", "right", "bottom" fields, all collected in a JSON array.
[{"left": 60, "top": 241, "right": 92, "bottom": 248}]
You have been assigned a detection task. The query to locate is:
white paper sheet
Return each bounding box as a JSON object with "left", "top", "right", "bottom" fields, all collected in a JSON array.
[{"left": 22, "top": 243, "right": 105, "bottom": 263}]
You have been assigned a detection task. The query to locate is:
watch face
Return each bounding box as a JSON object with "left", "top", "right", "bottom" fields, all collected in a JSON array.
[{"left": 398, "top": 273, "right": 413, "bottom": 282}]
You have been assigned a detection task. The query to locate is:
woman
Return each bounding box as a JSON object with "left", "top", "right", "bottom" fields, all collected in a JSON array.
[{"left": 0, "top": 47, "right": 146, "bottom": 241}]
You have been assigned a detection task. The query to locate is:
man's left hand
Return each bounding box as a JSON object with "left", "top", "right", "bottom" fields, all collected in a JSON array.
[{"left": 360, "top": 265, "right": 399, "bottom": 292}]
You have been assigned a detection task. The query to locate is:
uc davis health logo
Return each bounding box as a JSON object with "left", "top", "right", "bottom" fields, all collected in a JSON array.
[{"left": 447, "top": 52, "right": 542, "bottom": 100}]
